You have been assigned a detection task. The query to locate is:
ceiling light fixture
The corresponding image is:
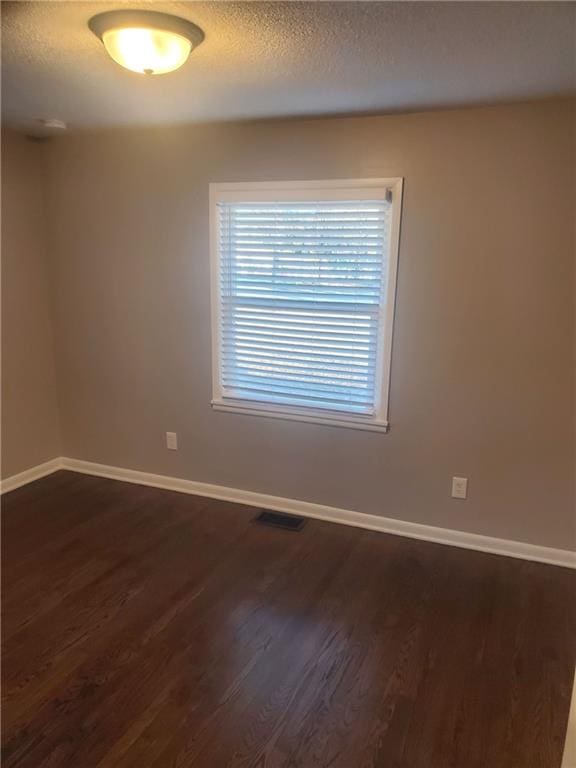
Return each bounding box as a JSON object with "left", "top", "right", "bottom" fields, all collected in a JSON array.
[{"left": 88, "top": 10, "right": 204, "bottom": 75}]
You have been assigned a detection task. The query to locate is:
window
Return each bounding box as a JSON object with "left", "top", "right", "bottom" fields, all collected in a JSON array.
[{"left": 210, "top": 178, "right": 403, "bottom": 431}]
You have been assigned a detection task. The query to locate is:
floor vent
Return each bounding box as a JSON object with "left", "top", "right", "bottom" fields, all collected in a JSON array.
[{"left": 253, "top": 510, "right": 306, "bottom": 532}]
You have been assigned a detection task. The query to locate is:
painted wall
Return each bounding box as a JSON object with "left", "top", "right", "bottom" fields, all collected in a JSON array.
[
  {"left": 1, "top": 131, "right": 61, "bottom": 477},
  {"left": 42, "top": 99, "right": 575, "bottom": 550}
]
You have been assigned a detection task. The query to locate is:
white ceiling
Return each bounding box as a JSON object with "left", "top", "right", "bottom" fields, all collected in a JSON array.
[{"left": 2, "top": 1, "right": 575, "bottom": 132}]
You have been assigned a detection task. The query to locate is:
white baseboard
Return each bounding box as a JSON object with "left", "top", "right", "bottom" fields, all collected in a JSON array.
[
  {"left": 57, "top": 457, "right": 575, "bottom": 570},
  {"left": 0, "top": 458, "right": 63, "bottom": 494},
  {"left": 2, "top": 455, "right": 574, "bottom": 569}
]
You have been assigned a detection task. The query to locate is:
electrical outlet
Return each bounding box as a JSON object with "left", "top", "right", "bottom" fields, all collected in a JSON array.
[
  {"left": 166, "top": 432, "right": 178, "bottom": 450},
  {"left": 451, "top": 476, "right": 468, "bottom": 499}
]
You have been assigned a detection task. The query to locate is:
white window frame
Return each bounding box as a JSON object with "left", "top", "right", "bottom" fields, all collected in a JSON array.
[{"left": 209, "top": 178, "right": 403, "bottom": 432}]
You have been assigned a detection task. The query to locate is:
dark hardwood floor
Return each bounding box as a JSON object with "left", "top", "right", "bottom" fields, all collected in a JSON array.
[{"left": 2, "top": 470, "right": 575, "bottom": 767}]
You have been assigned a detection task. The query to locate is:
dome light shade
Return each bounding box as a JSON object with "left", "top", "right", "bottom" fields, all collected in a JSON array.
[
  {"left": 89, "top": 10, "right": 204, "bottom": 75},
  {"left": 101, "top": 28, "right": 191, "bottom": 75}
]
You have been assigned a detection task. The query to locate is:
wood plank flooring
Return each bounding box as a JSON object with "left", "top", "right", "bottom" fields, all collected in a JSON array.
[{"left": 2, "top": 470, "right": 575, "bottom": 767}]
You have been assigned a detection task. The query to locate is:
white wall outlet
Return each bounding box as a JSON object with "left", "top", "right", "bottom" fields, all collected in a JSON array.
[
  {"left": 166, "top": 432, "right": 178, "bottom": 451},
  {"left": 451, "top": 476, "right": 468, "bottom": 499}
]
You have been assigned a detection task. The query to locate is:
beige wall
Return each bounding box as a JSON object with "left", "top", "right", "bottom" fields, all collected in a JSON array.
[
  {"left": 1, "top": 130, "right": 61, "bottom": 477},
  {"left": 42, "top": 99, "right": 575, "bottom": 550}
]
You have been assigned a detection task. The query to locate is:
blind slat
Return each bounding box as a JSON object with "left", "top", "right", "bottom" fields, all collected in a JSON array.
[
  {"left": 223, "top": 382, "right": 374, "bottom": 405},
  {"left": 224, "top": 369, "right": 375, "bottom": 391},
  {"left": 222, "top": 330, "right": 377, "bottom": 345},
  {"left": 228, "top": 355, "right": 371, "bottom": 375},
  {"left": 223, "top": 292, "right": 381, "bottom": 303},
  {"left": 230, "top": 257, "right": 382, "bottom": 265},
  {"left": 222, "top": 335, "right": 377, "bottom": 352},
  {"left": 228, "top": 322, "right": 373, "bottom": 337},
  {"left": 224, "top": 316, "right": 376, "bottom": 330},
  {"left": 225, "top": 341, "right": 372, "bottom": 362},
  {"left": 227, "top": 391, "right": 373, "bottom": 414}
]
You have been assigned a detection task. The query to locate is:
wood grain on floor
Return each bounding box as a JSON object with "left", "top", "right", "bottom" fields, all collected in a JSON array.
[{"left": 2, "top": 470, "right": 575, "bottom": 767}]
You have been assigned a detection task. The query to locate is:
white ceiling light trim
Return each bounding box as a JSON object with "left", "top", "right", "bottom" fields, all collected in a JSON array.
[{"left": 88, "top": 10, "right": 204, "bottom": 75}]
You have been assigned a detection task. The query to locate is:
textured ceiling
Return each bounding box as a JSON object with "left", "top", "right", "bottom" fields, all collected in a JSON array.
[{"left": 2, "top": 1, "right": 575, "bottom": 132}]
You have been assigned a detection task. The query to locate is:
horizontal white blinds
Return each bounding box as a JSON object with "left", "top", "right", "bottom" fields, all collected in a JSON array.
[{"left": 217, "top": 199, "right": 391, "bottom": 415}]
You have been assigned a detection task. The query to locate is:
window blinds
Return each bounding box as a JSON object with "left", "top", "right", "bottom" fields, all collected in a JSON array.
[{"left": 217, "top": 199, "right": 391, "bottom": 415}]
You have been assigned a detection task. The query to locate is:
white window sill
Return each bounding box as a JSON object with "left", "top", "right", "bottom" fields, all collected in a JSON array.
[{"left": 211, "top": 399, "right": 390, "bottom": 433}]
